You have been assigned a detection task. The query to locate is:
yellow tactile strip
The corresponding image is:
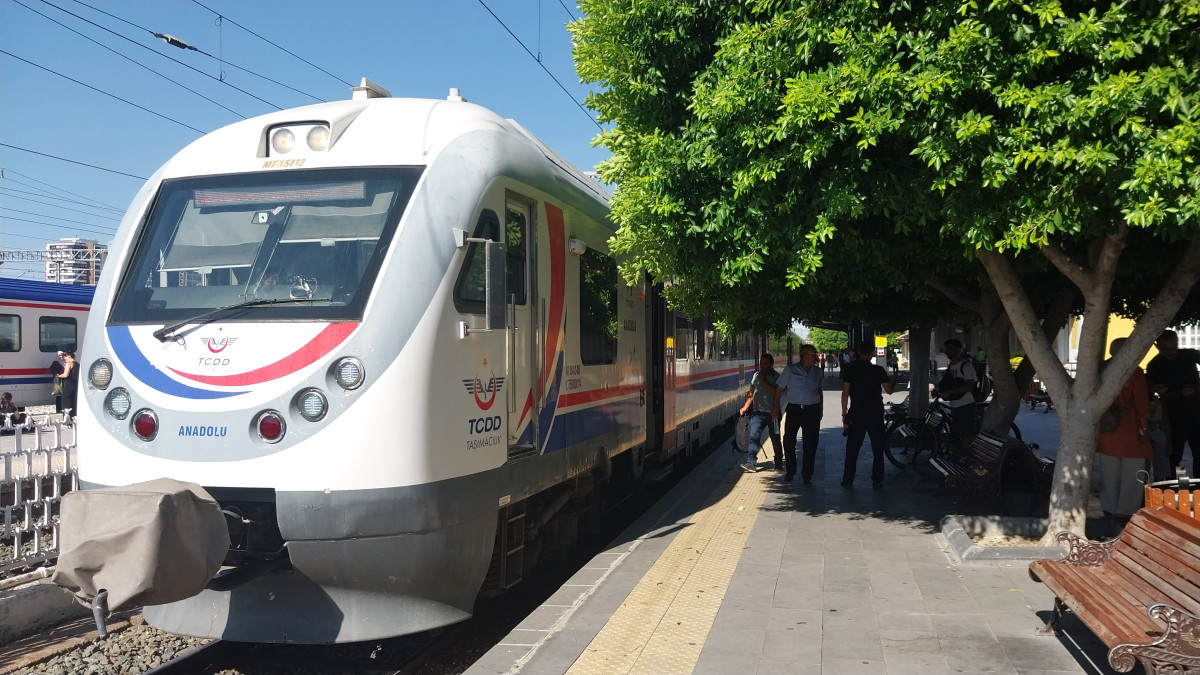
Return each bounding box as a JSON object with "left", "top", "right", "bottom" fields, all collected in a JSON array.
[{"left": 565, "top": 467, "right": 769, "bottom": 675}]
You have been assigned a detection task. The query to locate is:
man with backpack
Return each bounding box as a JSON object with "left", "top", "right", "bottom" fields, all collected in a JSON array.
[{"left": 938, "top": 339, "right": 978, "bottom": 450}]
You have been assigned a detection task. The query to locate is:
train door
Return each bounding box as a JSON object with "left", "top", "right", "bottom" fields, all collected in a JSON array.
[{"left": 505, "top": 195, "right": 538, "bottom": 458}]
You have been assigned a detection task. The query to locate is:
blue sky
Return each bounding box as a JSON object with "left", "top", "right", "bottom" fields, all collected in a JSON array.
[{"left": 0, "top": 0, "right": 608, "bottom": 279}]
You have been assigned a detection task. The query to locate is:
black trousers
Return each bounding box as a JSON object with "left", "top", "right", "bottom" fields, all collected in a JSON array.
[
  {"left": 845, "top": 412, "right": 886, "bottom": 486},
  {"left": 783, "top": 403, "right": 822, "bottom": 479},
  {"left": 1166, "top": 407, "right": 1200, "bottom": 471}
]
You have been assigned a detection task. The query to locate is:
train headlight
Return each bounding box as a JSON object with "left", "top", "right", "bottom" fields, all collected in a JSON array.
[
  {"left": 132, "top": 409, "right": 158, "bottom": 441},
  {"left": 307, "top": 126, "right": 330, "bottom": 151},
  {"left": 104, "top": 388, "right": 132, "bottom": 420},
  {"left": 89, "top": 359, "right": 113, "bottom": 389},
  {"left": 255, "top": 410, "right": 286, "bottom": 443},
  {"left": 270, "top": 128, "right": 295, "bottom": 154},
  {"left": 332, "top": 357, "right": 365, "bottom": 390},
  {"left": 296, "top": 388, "right": 328, "bottom": 422}
]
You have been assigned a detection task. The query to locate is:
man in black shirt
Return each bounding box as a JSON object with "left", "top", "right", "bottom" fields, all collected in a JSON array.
[
  {"left": 840, "top": 340, "right": 897, "bottom": 488},
  {"left": 1146, "top": 329, "right": 1200, "bottom": 474}
]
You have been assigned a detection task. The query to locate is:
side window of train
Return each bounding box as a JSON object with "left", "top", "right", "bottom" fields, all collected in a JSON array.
[
  {"left": 453, "top": 210, "right": 501, "bottom": 314},
  {"left": 504, "top": 204, "right": 528, "bottom": 305},
  {"left": 579, "top": 248, "right": 618, "bottom": 365},
  {"left": 675, "top": 315, "right": 691, "bottom": 360},
  {"left": 0, "top": 315, "right": 19, "bottom": 352},
  {"left": 39, "top": 317, "right": 77, "bottom": 353}
]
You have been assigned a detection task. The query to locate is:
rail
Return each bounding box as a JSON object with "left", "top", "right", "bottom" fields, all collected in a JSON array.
[{"left": 1, "top": 413, "right": 76, "bottom": 578}]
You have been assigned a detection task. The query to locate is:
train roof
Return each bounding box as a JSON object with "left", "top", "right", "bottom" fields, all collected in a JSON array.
[
  {"left": 160, "top": 84, "right": 608, "bottom": 210},
  {"left": 0, "top": 278, "right": 95, "bottom": 306}
]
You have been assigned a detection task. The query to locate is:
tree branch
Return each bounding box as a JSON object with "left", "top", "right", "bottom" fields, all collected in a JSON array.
[
  {"left": 976, "top": 250, "right": 1073, "bottom": 399},
  {"left": 927, "top": 276, "right": 980, "bottom": 312},
  {"left": 1096, "top": 231, "right": 1200, "bottom": 406},
  {"left": 1040, "top": 242, "right": 1091, "bottom": 290}
]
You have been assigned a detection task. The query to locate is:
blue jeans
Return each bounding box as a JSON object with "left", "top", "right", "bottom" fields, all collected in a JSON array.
[{"left": 747, "top": 412, "right": 771, "bottom": 466}]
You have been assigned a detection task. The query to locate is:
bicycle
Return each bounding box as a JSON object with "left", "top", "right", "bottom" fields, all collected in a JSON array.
[{"left": 883, "top": 397, "right": 1021, "bottom": 469}]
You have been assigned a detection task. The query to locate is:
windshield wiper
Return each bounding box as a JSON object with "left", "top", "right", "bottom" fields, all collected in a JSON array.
[{"left": 151, "top": 297, "right": 329, "bottom": 343}]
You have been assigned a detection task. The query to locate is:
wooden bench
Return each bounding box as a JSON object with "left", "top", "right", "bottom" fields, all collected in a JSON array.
[
  {"left": 929, "top": 431, "right": 1017, "bottom": 497},
  {"left": 1028, "top": 507, "right": 1200, "bottom": 674},
  {"left": 1146, "top": 482, "right": 1197, "bottom": 520}
]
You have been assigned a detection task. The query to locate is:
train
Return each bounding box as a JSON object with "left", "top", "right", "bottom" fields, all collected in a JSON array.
[
  {"left": 72, "top": 79, "right": 759, "bottom": 643},
  {"left": 0, "top": 278, "right": 93, "bottom": 408}
]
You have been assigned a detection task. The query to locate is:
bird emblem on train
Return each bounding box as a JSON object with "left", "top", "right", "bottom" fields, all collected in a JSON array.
[
  {"left": 200, "top": 332, "right": 237, "bottom": 354},
  {"left": 462, "top": 358, "right": 505, "bottom": 411}
]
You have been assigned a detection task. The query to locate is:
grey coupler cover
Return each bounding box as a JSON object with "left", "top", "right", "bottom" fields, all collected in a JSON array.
[{"left": 52, "top": 478, "right": 229, "bottom": 610}]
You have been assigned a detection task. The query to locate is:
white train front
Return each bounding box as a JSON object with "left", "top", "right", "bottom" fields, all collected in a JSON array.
[{"left": 75, "top": 82, "right": 755, "bottom": 643}]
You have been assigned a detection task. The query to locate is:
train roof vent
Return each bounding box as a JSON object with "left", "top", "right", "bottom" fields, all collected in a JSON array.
[
  {"left": 447, "top": 88, "right": 466, "bottom": 102},
  {"left": 351, "top": 77, "right": 391, "bottom": 101}
]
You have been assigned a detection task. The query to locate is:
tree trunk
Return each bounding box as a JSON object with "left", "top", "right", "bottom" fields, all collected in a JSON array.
[
  {"left": 979, "top": 309, "right": 1020, "bottom": 435},
  {"left": 978, "top": 232, "right": 1200, "bottom": 541},
  {"left": 1044, "top": 407, "right": 1097, "bottom": 537},
  {"left": 908, "top": 323, "right": 932, "bottom": 419}
]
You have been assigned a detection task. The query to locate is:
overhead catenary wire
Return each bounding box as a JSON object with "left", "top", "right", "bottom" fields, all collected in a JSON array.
[
  {"left": 0, "top": 169, "right": 124, "bottom": 212},
  {"left": 10, "top": 0, "right": 249, "bottom": 120},
  {"left": 189, "top": 0, "right": 353, "bottom": 89},
  {"left": 0, "top": 50, "right": 207, "bottom": 134},
  {"left": 1, "top": 208, "right": 118, "bottom": 231},
  {"left": 0, "top": 190, "right": 123, "bottom": 220},
  {"left": 474, "top": 0, "right": 602, "bottom": 131},
  {"left": 66, "top": 0, "right": 326, "bottom": 103},
  {"left": 32, "top": 0, "right": 283, "bottom": 111},
  {"left": 0, "top": 144, "right": 148, "bottom": 180},
  {"left": 0, "top": 215, "right": 119, "bottom": 238},
  {"left": 556, "top": 0, "right": 577, "bottom": 21}
]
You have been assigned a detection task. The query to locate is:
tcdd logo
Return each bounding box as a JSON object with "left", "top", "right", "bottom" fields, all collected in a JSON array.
[
  {"left": 462, "top": 371, "right": 505, "bottom": 411},
  {"left": 468, "top": 416, "right": 502, "bottom": 434}
]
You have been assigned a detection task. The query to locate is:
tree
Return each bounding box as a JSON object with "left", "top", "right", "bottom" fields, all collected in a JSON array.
[
  {"left": 807, "top": 327, "right": 848, "bottom": 354},
  {"left": 573, "top": 1, "right": 1200, "bottom": 537}
]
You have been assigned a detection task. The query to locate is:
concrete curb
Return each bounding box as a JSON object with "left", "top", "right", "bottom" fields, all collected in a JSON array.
[
  {"left": 937, "top": 514, "right": 1067, "bottom": 567},
  {"left": 0, "top": 580, "right": 89, "bottom": 646}
]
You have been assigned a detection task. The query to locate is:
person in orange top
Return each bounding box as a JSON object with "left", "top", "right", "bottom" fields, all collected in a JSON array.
[{"left": 1097, "top": 338, "right": 1154, "bottom": 526}]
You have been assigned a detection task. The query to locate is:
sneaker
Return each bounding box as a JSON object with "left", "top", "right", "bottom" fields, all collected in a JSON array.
[{"left": 741, "top": 463, "right": 758, "bottom": 473}]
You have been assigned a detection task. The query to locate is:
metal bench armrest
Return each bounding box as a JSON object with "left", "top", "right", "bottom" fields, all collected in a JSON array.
[
  {"left": 1108, "top": 602, "right": 1200, "bottom": 674},
  {"left": 1056, "top": 531, "right": 1118, "bottom": 567}
]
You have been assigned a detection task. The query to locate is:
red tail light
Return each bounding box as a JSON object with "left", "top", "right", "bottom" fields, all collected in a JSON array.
[
  {"left": 256, "top": 411, "right": 285, "bottom": 443},
  {"left": 132, "top": 410, "right": 158, "bottom": 441}
]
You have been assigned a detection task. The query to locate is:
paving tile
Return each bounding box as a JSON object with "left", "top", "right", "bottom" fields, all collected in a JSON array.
[
  {"left": 772, "top": 584, "right": 824, "bottom": 610},
  {"left": 767, "top": 607, "right": 823, "bottom": 631},
  {"left": 823, "top": 584, "right": 876, "bottom": 611},
  {"left": 693, "top": 649, "right": 762, "bottom": 675},
  {"left": 881, "top": 635, "right": 951, "bottom": 674},
  {"left": 875, "top": 612, "right": 934, "bottom": 635},
  {"left": 761, "top": 629, "right": 822, "bottom": 662},
  {"left": 923, "top": 594, "right": 981, "bottom": 615},
  {"left": 969, "top": 586, "right": 1039, "bottom": 612},
  {"left": 999, "top": 636, "right": 1089, "bottom": 672},
  {"left": 984, "top": 609, "right": 1047, "bottom": 638},
  {"left": 929, "top": 612, "right": 998, "bottom": 640},
  {"left": 758, "top": 658, "right": 822, "bottom": 675},
  {"left": 821, "top": 656, "right": 887, "bottom": 674},
  {"left": 825, "top": 564, "right": 872, "bottom": 586},
  {"left": 513, "top": 603, "right": 569, "bottom": 631},
  {"left": 823, "top": 633, "right": 883, "bottom": 660},
  {"left": 940, "top": 636, "right": 1014, "bottom": 672},
  {"left": 701, "top": 626, "right": 765, "bottom": 655}
]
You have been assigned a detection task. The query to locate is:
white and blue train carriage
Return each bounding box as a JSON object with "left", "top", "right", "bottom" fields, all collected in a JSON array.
[
  {"left": 75, "top": 80, "right": 756, "bottom": 644},
  {"left": 0, "top": 278, "right": 94, "bottom": 408}
]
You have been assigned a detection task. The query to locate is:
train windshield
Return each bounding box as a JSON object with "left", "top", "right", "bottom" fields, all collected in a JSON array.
[{"left": 109, "top": 167, "right": 422, "bottom": 324}]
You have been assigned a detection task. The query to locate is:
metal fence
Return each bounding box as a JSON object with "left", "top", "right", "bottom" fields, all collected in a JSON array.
[{"left": 1, "top": 415, "right": 76, "bottom": 576}]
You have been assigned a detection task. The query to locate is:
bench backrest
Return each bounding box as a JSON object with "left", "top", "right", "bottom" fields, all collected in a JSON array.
[
  {"left": 969, "top": 431, "right": 1012, "bottom": 467},
  {"left": 1145, "top": 484, "right": 1197, "bottom": 520},
  {"left": 1109, "top": 507, "right": 1200, "bottom": 616}
]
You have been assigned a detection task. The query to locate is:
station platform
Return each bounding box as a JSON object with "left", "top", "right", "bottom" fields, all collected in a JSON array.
[{"left": 465, "top": 394, "right": 1111, "bottom": 675}]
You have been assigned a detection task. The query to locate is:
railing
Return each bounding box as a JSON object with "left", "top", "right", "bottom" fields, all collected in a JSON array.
[{"left": 1, "top": 414, "right": 76, "bottom": 577}]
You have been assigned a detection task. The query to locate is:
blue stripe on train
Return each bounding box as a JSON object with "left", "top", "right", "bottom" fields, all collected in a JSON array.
[{"left": 0, "top": 377, "right": 54, "bottom": 385}]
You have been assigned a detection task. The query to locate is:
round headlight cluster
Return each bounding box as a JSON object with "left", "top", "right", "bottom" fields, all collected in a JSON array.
[
  {"left": 307, "top": 126, "right": 330, "bottom": 151},
  {"left": 104, "top": 388, "right": 132, "bottom": 420},
  {"left": 270, "top": 128, "right": 295, "bottom": 154},
  {"left": 333, "top": 357, "right": 365, "bottom": 390},
  {"left": 296, "top": 388, "right": 328, "bottom": 422},
  {"left": 89, "top": 359, "right": 113, "bottom": 389}
]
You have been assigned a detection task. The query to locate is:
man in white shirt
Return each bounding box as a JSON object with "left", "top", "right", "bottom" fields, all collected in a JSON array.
[
  {"left": 775, "top": 345, "right": 823, "bottom": 483},
  {"left": 937, "top": 339, "right": 978, "bottom": 449}
]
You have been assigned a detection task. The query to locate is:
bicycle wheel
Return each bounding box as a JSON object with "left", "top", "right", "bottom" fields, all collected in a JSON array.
[{"left": 885, "top": 418, "right": 937, "bottom": 469}]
